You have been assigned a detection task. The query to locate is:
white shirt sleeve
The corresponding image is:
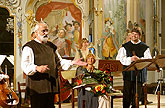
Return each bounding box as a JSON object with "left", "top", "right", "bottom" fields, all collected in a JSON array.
[
  {"left": 116, "top": 47, "right": 132, "bottom": 66},
  {"left": 55, "top": 50, "right": 72, "bottom": 70},
  {"left": 21, "top": 46, "right": 37, "bottom": 75},
  {"left": 21, "top": 46, "right": 72, "bottom": 75},
  {"left": 116, "top": 47, "right": 152, "bottom": 66},
  {"left": 140, "top": 48, "right": 152, "bottom": 59}
]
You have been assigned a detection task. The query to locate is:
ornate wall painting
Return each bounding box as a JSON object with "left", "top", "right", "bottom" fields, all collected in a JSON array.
[
  {"left": 98, "top": 0, "right": 127, "bottom": 59},
  {"left": 35, "top": 2, "right": 82, "bottom": 57}
]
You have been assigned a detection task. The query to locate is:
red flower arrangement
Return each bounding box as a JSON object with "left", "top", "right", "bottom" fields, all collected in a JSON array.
[
  {"left": 70, "top": 69, "right": 113, "bottom": 96},
  {"left": 76, "top": 79, "right": 82, "bottom": 86}
]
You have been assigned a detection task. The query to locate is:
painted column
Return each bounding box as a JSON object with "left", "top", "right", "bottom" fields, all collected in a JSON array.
[
  {"left": 127, "top": 0, "right": 131, "bottom": 28},
  {"left": 146, "top": 0, "right": 156, "bottom": 84},
  {"left": 146, "top": 0, "right": 153, "bottom": 49},
  {"left": 15, "top": 0, "right": 28, "bottom": 90},
  {"left": 98, "top": 0, "right": 103, "bottom": 39},
  {"left": 130, "top": 0, "right": 134, "bottom": 23},
  {"left": 127, "top": 0, "right": 134, "bottom": 27},
  {"left": 81, "top": 0, "right": 89, "bottom": 39},
  {"left": 133, "top": 0, "right": 138, "bottom": 23}
]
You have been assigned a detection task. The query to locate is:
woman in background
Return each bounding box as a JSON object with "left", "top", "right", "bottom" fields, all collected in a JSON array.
[
  {"left": 74, "top": 38, "right": 90, "bottom": 61},
  {"left": 74, "top": 38, "right": 91, "bottom": 76}
]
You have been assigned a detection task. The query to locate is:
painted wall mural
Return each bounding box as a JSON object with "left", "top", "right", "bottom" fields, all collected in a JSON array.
[
  {"left": 98, "top": 0, "right": 126, "bottom": 59},
  {"left": 35, "top": 2, "right": 82, "bottom": 57}
]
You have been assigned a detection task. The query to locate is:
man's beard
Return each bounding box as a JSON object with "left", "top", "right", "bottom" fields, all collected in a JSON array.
[{"left": 38, "top": 34, "right": 49, "bottom": 43}]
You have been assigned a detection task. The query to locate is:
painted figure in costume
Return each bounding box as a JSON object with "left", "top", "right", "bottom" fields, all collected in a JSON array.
[
  {"left": 102, "top": 18, "right": 119, "bottom": 59},
  {"left": 65, "top": 22, "right": 77, "bottom": 56},
  {"left": 72, "top": 20, "right": 80, "bottom": 47},
  {"left": 65, "top": 22, "right": 74, "bottom": 40},
  {"left": 52, "top": 29, "right": 70, "bottom": 57}
]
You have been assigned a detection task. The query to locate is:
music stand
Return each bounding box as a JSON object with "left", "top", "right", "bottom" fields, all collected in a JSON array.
[
  {"left": 153, "top": 55, "right": 165, "bottom": 69},
  {"left": 124, "top": 59, "right": 154, "bottom": 108},
  {"left": 148, "top": 55, "right": 165, "bottom": 94}
]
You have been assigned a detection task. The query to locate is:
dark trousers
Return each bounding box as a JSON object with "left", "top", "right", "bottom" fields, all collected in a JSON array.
[
  {"left": 140, "top": 85, "right": 144, "bottom": 102},
  {"left": 123, "top": 80, "right": 142, "bottom": 108},
  {"left": 30, "top": 93, "right": 55, "bottom": 108},
  {"left": 78, "top": 90, "right": 98, "bottom": 108}
]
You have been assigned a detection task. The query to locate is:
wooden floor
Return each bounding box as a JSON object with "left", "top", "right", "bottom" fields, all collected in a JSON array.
[{"left": 55, "top": 94, "right": 165, "bottom": 108}]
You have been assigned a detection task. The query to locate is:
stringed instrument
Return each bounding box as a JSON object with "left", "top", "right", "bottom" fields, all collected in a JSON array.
[
  {"left": 0, "top": 75, "right": 19, "bottom": 108},
  {"left": 54, "top": 71, "right": 71, "bottom": 103}
]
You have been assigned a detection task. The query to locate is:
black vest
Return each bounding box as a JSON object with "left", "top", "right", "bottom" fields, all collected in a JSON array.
[
  {"left": 122, "top": 41, "right": 149, "bottom": 82},
  {"left": 23, "top": 40, "right": 60, "bottom": 95}
]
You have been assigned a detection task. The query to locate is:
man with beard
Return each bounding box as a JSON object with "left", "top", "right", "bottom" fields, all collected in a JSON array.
[{"left": 21, "top": 22, "right": 87, "bottom": 108}]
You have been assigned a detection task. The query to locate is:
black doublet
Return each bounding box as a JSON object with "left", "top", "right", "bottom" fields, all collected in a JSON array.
[{"left": 122, "top": 41, "right": 149, "bottom": 82}]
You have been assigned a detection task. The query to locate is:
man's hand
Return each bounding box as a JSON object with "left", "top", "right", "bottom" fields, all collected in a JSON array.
[
  {"left": 131, "top": 56, "right": 139, "bottom": 62},
  {"left": 36, "top": 65, "right": 50, "bottom": 73},
  {"left": 71, "top": 58, "right": 87, "bottom": 66}
]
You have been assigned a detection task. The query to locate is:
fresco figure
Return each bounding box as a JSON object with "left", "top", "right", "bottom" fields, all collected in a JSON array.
[
  {"left": 65, "top": 22, "right": 77, "bottom": 56},
  {"left": 52, "top": 29, "right": 70, "bottom": 57},
  {"left": 72, "top": 20, "right": 80, "bottom": 47},
  {"left": 101, "top": 18, "right": 119, "bottom": 59}
]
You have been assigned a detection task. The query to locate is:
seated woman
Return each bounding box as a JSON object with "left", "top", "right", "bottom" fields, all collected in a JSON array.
[{"left": 78, "top": 54, "right": 110, "bottom": 108}]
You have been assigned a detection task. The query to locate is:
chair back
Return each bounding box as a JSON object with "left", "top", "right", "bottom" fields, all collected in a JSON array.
[
  {"left": 17, "top": 82, "right": 30, "bottom": 108},
  {"left": 18, "top": 82, "right": 26, "bottom": 93}
]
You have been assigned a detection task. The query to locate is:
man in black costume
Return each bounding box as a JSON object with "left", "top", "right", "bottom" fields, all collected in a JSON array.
[{"left": 116, "top": 28, "right": 152, "bottom": 108}]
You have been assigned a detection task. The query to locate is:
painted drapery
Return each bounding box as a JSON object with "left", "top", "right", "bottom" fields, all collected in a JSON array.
[{"left": 35, "top": 2, "right": 82, "bottom": 57}]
